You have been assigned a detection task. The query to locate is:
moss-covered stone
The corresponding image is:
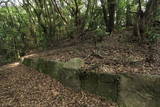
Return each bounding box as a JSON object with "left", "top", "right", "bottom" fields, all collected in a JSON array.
[
  {"left": 34, "top": 58, "right": 64, "bottom": 80},
  {"left": 22, "top": 57, "right": 160, "bottom": 106},
  {"left": 22, "top": 58, "right": 33, "bottom": 66},
  {"left": 47, "top": 61, "right": 64, "bottom": 80},
  {"left": 79, "top": 72, "right": 119, "bottom": 102},
  {"left": 80, "top": 72, "right": 99, "bottom": 94},
  {"left": 60, "top": 68, "right": 81, "bottom": 90},
  {"left": 97, "top": 82, "right": 118, "bottom": 101},
  {"left": 97, "top": 73, "right": 120, "bottom": 102},
  {"left": 63, "top": 58, "right": 84, "bottom": 69},
  {"left": 22, "top": 58, "right": 64, "bottom": 80},
  {"left": 99, "top": 73, "right": 119, "bottom": 83},
  {"left": 118, "top": 73, "right": 160, "bottom": 107}
]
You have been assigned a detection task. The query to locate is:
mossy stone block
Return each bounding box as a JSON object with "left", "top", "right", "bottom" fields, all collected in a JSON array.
[
  {"left": 35, "top": 58, "right": 64, "bottom": 80},
  {"left": 22, "top": 58, "right": 160, "bottom": 107},
  {"left": 97, "top": 73, "right": 120, "bottom": 102},
  {"left": 47, "top": 61, "right": 64, "bottom": 80},
  {"left": 97, "top": 82, "right": 118, "bottom": 102},
  {"left": 63, "top": 58, "right": 84, "bottom": 69},
  {"left": 59, "top": 68, "right": 81, "bottom": 90},
  {"left": 99, "top": 73, "right": 120, "bottom": 83},
  {"left": 22, "top": 58, "right": 33, "bottom": 66},
  {"left": 80, "top": 72, "right": 99, "bottom": 94},
  {"left": 119, "top": 73, "right": 160, "bottom": 107}
]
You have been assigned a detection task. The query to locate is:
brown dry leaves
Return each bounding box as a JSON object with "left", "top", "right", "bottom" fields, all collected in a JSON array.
[
  {"left": 24, "top": 33, "right": 160, "bottom": 75},
  {"left": 0, "top": 64, "right": 116, "bottom": 107}
]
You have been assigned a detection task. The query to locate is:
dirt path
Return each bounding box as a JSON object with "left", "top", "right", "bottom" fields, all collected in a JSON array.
[{"left": 0, "top": 63, "right": 116, "bottom": 107}]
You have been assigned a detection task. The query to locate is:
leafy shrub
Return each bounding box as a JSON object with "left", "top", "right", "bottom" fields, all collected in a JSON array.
[
  {"left": 147, "top": 28, "right": 160, "bottom": 43},
  {"left": 94, "top": 27, "right": 109, "bottom": 38}
]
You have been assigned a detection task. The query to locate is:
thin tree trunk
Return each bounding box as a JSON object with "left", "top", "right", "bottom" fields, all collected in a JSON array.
[
  {"left": 126, "top": 0, "right": 132, "bottom": 27},
  {"left": 108, "top": 0, "right": 116, "bottom": 33},
  {"left": 52, "top": 0, "right": 67, "bottom": 24}
]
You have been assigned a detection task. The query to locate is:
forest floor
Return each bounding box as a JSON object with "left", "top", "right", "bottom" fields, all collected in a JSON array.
[
  {"left": 0, "top": 63, "right": 116, "bottom": 107},
  {"left": 25, "top": 30, "right": 160, "bottom": 75},
  {"left": 1, "top": 30, "right": 160, "bottom": 107}
]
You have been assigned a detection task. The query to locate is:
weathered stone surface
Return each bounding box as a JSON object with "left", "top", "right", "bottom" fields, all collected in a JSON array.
[
  {"left": 21, "top": 58, "right": 34, "bottom": 66},
  {"left": 118, "top": 73, "right": 160, "bottom": 107},
  {"left": 63, "top": 58, "right": 84, "bottom": 69},
  {"left": 97, "top": 73, "right": 119, "bottom": 102},
  {"left": 80, "top": 72, "right": 99, "bottom": 93},
  {"left": 60, "top": 68, "right": 81, "bottom": 90},
  {"left": 22, "top": 58, "right": 64, "bottom": 80},
  {"left": 80, "top": 72, "right": 119, "bottom": 102},
  {"left": 22, "top": 57, "right": 160, "bottom": 107}
]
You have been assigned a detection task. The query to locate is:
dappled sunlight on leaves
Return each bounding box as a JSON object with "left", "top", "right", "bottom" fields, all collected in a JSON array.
[
  {"left": 0, "top": 62, "right": 20, "bottom": 71},
  {"left": 23, "top": 53, "right": 39, "bottom": 59}
]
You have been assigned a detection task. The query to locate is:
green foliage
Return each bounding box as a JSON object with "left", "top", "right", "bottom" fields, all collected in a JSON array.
[
  {"left": 0, "top": 6, "right": 29, "bottom": 61},
  {"left": 146, "top": 7, "right": 160, "bottom": 43},
  {"left": 0, "top": 0, "right": 159, "bottom": 64},
  {"left": 155, "top": 8, "right": 160, "bottom": 22},
  {"left": 95, "top": 27, "right": 109, "bottom": 37},
  {"left": 147, "top": 30, "right": 160, "bottom": 43}
]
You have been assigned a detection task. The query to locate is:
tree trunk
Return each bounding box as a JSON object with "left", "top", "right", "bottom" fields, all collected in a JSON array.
[
  {"left": 100, "top": 0, "right": 108, "bottom": 32},
  {"left": 133, "top": 0, "right": 158, "bottom": 42},
  {"left": 74, "top": 0, "right": 80, "bottom": 33},
  {"left": 126, "top": 0, "right": 132, "bottom": 27},
  {"left": 108, "top": 0, "right": 116, "bottom": 33}
]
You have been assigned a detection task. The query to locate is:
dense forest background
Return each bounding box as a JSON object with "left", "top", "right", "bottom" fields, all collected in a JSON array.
[{"left": 0, "top": 0, "right": 160, "bottom": 65}]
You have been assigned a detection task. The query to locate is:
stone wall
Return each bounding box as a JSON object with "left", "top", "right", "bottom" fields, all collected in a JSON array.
[
  {"left": 119, "top": 73, "right": 160, "bottom": 107},
  {"left": 21, "top": 58, "right": 160, "bottom": 107}
]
